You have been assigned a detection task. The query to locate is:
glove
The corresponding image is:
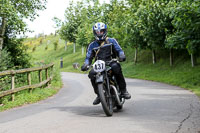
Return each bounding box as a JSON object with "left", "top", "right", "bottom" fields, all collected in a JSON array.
[
  {"left": 119, "top": 53, "right": 126, "bottom": 62},
  {"left": 81, "top": 64, "right": 89, "bottom": 71}
]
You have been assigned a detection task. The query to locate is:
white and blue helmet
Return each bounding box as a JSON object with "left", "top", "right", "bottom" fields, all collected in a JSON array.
[{"left": 93, "top": 22, "right": 107, "bottom": 41}]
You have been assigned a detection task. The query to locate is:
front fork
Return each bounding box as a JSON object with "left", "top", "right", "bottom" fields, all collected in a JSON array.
[{"left": 95, "top": 72, "right": 111, "bottom": 97}]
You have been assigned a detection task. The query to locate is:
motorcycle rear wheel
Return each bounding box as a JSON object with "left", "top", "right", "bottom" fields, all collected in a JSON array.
[{"left": 98, "top": 83, "right": 113, "bottom": 116}]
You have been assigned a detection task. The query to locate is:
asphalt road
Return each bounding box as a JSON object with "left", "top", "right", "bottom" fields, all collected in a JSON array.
[{"left": 0, "top": 72, "right": 200, "bottom": 133}]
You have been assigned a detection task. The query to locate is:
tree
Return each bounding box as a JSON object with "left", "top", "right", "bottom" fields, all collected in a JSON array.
[
  {"left": 124, "top": 0, "right": 147, "bottom": 63},
  {"left": 0, "top": 16, "right": 6, "bottom": 50},
  {"left": 0, "top": 0, "right": 47, "bottom": 49},
  {"left": 60, "top": 1, "right": 84, "bottom": 43},
  {"left": 4, "top": 35, "right": 31, "bottom": 68},
  {"left": 135, "top": 0, "right": 169, "bottom": 64},
  {"left": 104, "top": 0, "right": 129, "bottom": 46},
  {"left": 60, "top": 0, "right": 105, "bottom": 52},
  {"left": 165, "top": 0, "right": 200, "bottom": 67},
  {"left": 52, "top": 17, "right": 62, "bottom": 34},
  {"left": 0, "top": 0, "right": 47, "bottom": 68},
  {"left": 58, "top": 0, "right": 200, "bottom": 66}
]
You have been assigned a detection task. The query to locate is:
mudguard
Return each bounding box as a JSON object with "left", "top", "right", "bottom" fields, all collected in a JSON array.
[{"left": 96, "top": 74, "right": 104, "bottom": 83}]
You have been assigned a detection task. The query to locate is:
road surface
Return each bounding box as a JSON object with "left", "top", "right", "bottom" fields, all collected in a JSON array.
[{"left": 0, "top": 72, "right": 200, "bottom": 133}]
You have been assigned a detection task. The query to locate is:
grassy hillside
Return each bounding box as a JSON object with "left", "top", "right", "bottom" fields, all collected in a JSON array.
[
  {"left": 29, "top": 35, "right": 200, "bottom": 97},
  {"left": 29, "top": 35, "right": 85, "bottom": 73},
  {"left": 123, "top": 48, "right": 200, "bottom": 97}
]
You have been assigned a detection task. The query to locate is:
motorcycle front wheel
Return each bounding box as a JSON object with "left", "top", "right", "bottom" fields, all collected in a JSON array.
[{"left": 98, "top": 83, "right": 113, "bottom": 116}]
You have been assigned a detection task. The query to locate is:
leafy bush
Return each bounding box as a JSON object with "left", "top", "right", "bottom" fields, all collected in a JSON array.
[
  {"left": 3, "top": 37, "right": 31, "bottom": 69},
  {"left": 32, "top": 45, "right": 36, "bottom": 52},
  {"left": 0, "top": 49, "right": 13, "bottom": 71},
  {"left": 45, "top": 45, "right": 48, "bottom": 50},
  {"left": 54, "top": 41, "right": 58, "bottom": 51}
]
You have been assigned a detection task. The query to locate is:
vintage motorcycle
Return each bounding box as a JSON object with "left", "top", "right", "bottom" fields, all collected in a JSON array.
[{"left": 92, "top": 59, "right": 125, "bottom": 116}]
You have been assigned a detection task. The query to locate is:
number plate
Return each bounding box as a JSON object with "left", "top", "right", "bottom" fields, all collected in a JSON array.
[{"left": 93, "top": 60, "right": 106, "bottom": 73}]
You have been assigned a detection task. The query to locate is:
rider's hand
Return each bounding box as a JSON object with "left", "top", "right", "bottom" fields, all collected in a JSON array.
[
  {"left": 119, "top": 53, "right": 126, "bottom": 62},
  {"left": 81, "top": 64, "right": 89, "bottom": 71}
]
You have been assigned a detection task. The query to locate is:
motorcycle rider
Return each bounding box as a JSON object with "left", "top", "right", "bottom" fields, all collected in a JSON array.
[{"left": 81, "top": 22, "right": 131, "bottom": 105}]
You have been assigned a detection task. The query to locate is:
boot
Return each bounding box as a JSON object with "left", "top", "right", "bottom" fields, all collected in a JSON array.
[
  {"left": 121, "top": 89, "right": 131, "bottom": 99},
  {"left": 90, "top": 80, "right": 101, "bottom": 105},
  {"left": 93, "top": 96, "right": 100, "bottom": 105}
]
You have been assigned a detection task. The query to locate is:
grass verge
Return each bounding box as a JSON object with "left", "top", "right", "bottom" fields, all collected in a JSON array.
[{"left": 0, "top": 88, "right": 58, "bottom": 112}]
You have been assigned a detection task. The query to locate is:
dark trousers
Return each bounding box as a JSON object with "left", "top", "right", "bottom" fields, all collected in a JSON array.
[{"left": 88, "top": 62, "right": 126, "bottom": 95}]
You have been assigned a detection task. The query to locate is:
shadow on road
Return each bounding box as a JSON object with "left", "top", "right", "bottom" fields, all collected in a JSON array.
[{"left": 50, "top": 105, "right": 124, "bottom": 117}]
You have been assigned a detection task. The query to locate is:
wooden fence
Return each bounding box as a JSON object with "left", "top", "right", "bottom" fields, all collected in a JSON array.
[{"left": 0, "top": 63, "right": 54, "bottom": 101}]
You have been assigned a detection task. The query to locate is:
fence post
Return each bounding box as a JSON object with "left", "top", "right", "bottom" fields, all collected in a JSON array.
[
  {"left": 45, "top": 69, "right": 48, "bottom": 79},
  {"left": 39, "top": 70, "right": 42, "bottom": 83},
  {"left": 49, "top": 65, "right": 53, "bottom": 85},
  {"left": 45, "top": 68, "right": 49, "bottom": 87},
  {"left": 11, "top": 73, "right": 15, "bottom": 101},
  {"left": 27, "top": 72, "right": 32, "bottom": 93}
]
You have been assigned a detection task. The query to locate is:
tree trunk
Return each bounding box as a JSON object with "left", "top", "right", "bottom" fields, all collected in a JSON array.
[
  {"left": 65, "top": 41, "right": 67, "bottom": 51},
  {"left": 191, "top": 53, "right": 197, "bottom": 67},
  {"left": 134, "top": 48, "right": 138, "bottom": 64},
  {"left": 73, "top": 43, "right": 76, "bottom": 53},
  {"left": 170, "top": 48, "right": 174, "bottom": 66},
  {"left": 0, "top": 17, "right": 7, "bottom": 51},
  {"left": 152, "top": 49, "right": 156, "bottom": 64},
  {"left": 82, "top": 46, "right": 84, "bottom": 55},
  {"left": 0, "top": 37, "right": 3, "bottom": 51}
]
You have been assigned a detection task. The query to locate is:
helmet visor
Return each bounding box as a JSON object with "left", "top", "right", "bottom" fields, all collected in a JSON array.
[{"left": 95, "top": 29, "right": 105, "bottom": 36}]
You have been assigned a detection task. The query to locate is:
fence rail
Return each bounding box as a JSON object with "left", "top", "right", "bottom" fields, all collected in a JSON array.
[{"left": 0, "top": 63, "right": 54, "bottom": 101}]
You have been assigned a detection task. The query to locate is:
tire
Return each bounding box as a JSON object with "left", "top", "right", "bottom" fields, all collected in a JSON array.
[{"left": 98, "top": 83, "right": 113, "bottom": 116}]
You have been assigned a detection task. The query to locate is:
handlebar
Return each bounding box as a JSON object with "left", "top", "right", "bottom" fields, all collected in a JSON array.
[
  {"left": 105, "top": 58, "right": 118, "bottom": 65},
  {"left": 81, "top": 58, "right": 118, "bottom": 72}
]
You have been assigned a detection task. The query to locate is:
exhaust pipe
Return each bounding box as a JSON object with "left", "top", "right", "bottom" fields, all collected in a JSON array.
[{"left": 110, "top": 85, "right": 125, "bottom": 106}]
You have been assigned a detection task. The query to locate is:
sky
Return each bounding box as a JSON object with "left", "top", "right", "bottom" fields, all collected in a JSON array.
[
  {"left": 25, "top": 0, "right": 71, "bottom": 37},
  {"left": 25, "top": 0, "right": 110, "bottom": 37}
]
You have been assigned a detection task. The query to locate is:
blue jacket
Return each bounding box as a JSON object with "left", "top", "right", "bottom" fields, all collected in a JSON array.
[{"left": 84, "top": 38, "right": 125, "bottom": 65}]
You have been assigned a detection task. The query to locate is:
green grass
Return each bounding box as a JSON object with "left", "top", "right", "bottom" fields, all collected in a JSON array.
[
  {"left": 122, "top": 47, "right": 200, "bottom": 97},
  {"left": 122, "top": 61, "right": 200, "bottom": 95},
  {"left": 30, "top": 36, "right": 85, "bottom": 73},
  {"left": 0, "top": 88, "right": 58, "bottom": 112}
]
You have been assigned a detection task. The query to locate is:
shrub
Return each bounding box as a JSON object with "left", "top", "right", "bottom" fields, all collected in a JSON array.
[
  {"left": 54, "top": 41, "right": 58, "bottom": 51},
  {"left": 0, "top": 49, "right": 13, "bottom": 71}
]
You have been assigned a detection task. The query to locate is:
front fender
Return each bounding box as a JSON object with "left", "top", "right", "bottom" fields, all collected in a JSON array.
[{"left": 96, "top": 74, "right": 104, "bottom": 83}]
